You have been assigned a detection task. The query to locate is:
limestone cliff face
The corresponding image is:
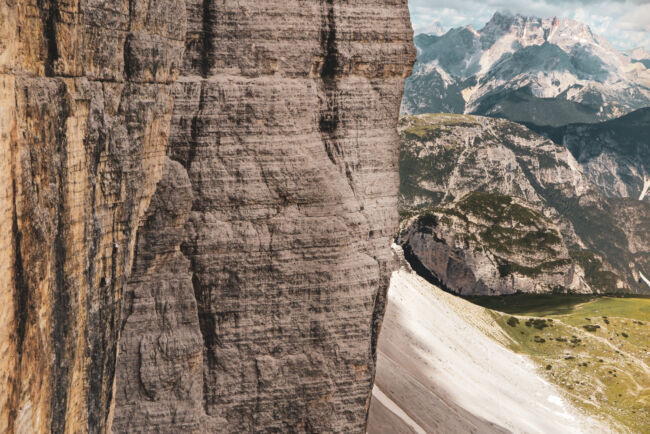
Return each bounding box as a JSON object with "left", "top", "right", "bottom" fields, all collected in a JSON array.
[
  {"left": 0, "top": 2, "right": 185, "bottom": 432},
  {"left": 113, "top": 1, "right": 415, "bottom": 432},
  {"left": 1, "top": 1, "right": 414, "bottom": 433}
]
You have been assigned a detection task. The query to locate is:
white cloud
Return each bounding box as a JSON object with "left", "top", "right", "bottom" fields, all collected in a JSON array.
[{"left": 409, "top": 0, "right": 650, "bottom": 51}]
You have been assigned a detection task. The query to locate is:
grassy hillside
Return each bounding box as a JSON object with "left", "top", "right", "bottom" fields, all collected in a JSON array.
[{"left": 467, "top": 295, "right": 650, "bottom": 433}]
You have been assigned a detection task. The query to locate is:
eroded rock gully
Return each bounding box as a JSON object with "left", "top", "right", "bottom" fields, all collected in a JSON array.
[{"left": 0, "top": 1, "right": 414, "bottom": 432}]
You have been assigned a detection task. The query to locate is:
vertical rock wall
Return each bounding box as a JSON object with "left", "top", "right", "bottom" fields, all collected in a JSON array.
[
  {"left": 115, "top": 0, "right": 414, "bottom": 432},
  {"left": 0, "top": 1, "right": 185, "bottom": 432},
  {"left": 1, "top": 1, "right": 413, "bottom": 432}
]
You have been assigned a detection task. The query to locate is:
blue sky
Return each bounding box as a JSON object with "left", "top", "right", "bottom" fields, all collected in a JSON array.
[{"left": 409, "top": 0, "right": 650, "bottom": 52}]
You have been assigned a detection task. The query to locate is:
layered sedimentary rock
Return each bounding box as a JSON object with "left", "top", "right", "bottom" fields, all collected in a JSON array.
[
  {"left": 0, "top": 1, "right": 185, "bottom": 432},
  {"left": 1, "top": 0, "right": 414, "bottom": 432},
  {"left": 113, "top": 1, "right": 415, "bottom": 432}
]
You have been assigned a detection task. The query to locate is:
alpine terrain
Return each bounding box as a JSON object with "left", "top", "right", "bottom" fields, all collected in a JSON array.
[
  {"left": 527, "top": 107, "right": 650, "bottom": 201},
  {"left": 398, "top": 114, "right": 650, "bottom": 295},
  {"left": 403, "top": 12, "right": 650, "bottom": 126}
]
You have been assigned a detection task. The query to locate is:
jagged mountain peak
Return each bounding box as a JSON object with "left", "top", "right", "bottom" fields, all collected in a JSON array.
[
  {"left": 627, "top": 46, "right": 650, "bottom": 60},
  {"left": 403, "top": 14, "right": 650, "bottom": 125},
  {"left": 481, "top": 11, "right": 559, "bottom": 42}
]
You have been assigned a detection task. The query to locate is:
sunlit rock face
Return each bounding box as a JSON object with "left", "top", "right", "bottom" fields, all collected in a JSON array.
[
  {"left": 1, "top": 1, "right": 413, "bottom": 432},
  {"left": 0, "top": 2, "right": 184, "bottom": 432}
]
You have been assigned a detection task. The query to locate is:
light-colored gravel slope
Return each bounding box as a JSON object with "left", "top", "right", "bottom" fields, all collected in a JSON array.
[{"left": 368, "top": 257, "right": 609, "bottom": 433}]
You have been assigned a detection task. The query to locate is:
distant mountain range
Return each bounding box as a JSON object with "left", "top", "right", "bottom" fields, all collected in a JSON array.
[{"left": 403, "top": 12, "right": 650, "bottom": 126}]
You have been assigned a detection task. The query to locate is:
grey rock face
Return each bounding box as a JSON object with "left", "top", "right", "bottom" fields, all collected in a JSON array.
[
  {"left": 114, "top": 1, "right": 415, "bottom": 433},
  {"left": 1, "top": 1, "right": 414, "bottom": 432},
  {"left": 113, "top": 157, "right": 207, "bottom": 432}
]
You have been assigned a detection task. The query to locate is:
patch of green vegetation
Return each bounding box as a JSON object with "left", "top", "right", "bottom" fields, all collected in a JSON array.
[
  {"left": 525, "top": 318, "right": 551, "bottom": 330},
  {"left": 537, "top": 187, "right": 638, "bottom": 292},
  {"left": 417, "top": 213, "right": 438, "bottom": 228},
  {"left": 496, "top": 258, "right": 572, "bottom": 279},
  {"left": 398, "top": 143, "right": 460, "bottom": 202},
  {"left": 454, "top": 192, "right": 563, "bottom": 262},
  {"left": 482, "top": 295, "right": 650, "bottom": 432},
  {"left": 466, "top": 293, "right": 650, "bottom": 320},
  {"left": 457, "top": 191, "right": 513, "bottom": 221}
]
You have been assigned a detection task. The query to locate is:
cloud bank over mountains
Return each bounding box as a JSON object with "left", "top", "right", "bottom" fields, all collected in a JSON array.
[{"left": 410, "top": 0, "right": 650, "bottom": 51}]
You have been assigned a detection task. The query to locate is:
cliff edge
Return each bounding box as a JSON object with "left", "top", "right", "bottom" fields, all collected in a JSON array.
[{"left": 0, "top": 1, "right": 414, "bottom": 432}]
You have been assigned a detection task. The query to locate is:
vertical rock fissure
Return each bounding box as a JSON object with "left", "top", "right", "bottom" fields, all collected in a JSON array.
[
  {"left": 319, "top": 0, "right": 340, "bottom": 167},
  {"left": 174, "top": 76, "right": 212, "bottom": 417},
  {"left": 186, "top": 99, "right": 216, "bottom": 416},
  {"left": 8, "top": 180, "right": 27, "bottom": 434},
  {"left": 37, "top": 0, "right": 60, "bottom": 77},
  {"left": 200, "top": 0, "right": 215, "bottom": 78},
  {"left": 50, "top": 86, "right": 71, "bottom": 434},
  {"left": 318, "top": 0, "right": 358, "bottom": 195}
]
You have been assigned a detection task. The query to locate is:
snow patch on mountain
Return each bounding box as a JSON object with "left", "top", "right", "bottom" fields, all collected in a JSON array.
[{"left": 640, "top": 176, "right": 650, "bottom": 201}]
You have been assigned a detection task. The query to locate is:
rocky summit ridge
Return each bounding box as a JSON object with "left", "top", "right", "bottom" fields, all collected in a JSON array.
[{"left": 403, "top": 12, "right": 650, "bottom": 126}]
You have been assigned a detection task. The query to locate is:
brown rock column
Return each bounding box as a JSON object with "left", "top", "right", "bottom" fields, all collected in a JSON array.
[{"left": 115, "top": 0, "right": 414, "bottom": 432}]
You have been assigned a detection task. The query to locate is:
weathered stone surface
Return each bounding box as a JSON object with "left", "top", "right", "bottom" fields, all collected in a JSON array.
[
  {"left": 397, "top": 193, "right": 590, "bottom": 295},
  {"left": 113, "top": 157, "right": 208, "bottom": 433},
  {"left": 1, "top": 0, "right": 414, "bottom": 433},
  {"left": 0, "top": 1, "right": 185, "bottom": 432},
  {"left": 113, "top": 1, "right": 415, "bottom": 432}
]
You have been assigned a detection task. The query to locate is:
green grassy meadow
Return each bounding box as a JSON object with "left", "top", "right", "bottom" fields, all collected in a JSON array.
[{"left": 467, "top": 295, "right": 650, "bottom": 433}]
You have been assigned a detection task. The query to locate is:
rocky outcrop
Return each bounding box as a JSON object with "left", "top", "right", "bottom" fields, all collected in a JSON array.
[
  {"left": 527, "top": 108, "right": 650, "bottom": 201},
  {"left": 398, "top": 193, "right": 590, "bottom": 295},
  {"left": 1, "top": 1, "right": 414, "bottom": 432},
  {"left": 0, "top": 2, "right": 185, "bottom": 432},
  {"left": 113, "top": 157, "right": 207, "bottom": 432},
  {"left": 398, "top": 113, "right": 648, "bottom": 294}
]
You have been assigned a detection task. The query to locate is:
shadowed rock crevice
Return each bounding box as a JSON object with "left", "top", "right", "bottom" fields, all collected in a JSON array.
[{"left": 37, "top": 0, "right": 60, "bottom": 76}]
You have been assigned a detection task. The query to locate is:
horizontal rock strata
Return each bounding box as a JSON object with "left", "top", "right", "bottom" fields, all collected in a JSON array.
[
  {"left": 113, "top": 1, "right": 415, "bottom": 432},
  {"left": 0, "top": 1, "right": 185, "bottom": 432}
]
